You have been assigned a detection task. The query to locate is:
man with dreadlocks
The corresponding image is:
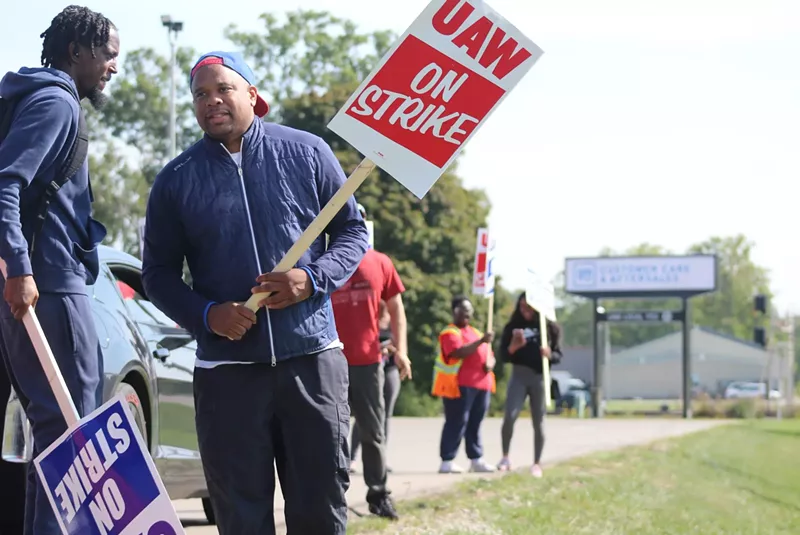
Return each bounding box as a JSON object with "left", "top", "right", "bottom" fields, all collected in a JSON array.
[{"left": 0, "top": 6, "right": 119, "bottom": 534}]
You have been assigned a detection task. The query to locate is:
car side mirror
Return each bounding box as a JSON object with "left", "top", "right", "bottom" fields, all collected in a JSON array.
[
  {"left": 158, "top": 332, "right": 193, "bottom": 351},
  {"left": 153, "top": 347, "right": 170, "bottom": 362}
]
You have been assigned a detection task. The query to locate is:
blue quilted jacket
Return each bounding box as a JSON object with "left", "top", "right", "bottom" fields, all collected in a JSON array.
[{"left": 142, "top": 118, "right": 368, "bottom": 364}]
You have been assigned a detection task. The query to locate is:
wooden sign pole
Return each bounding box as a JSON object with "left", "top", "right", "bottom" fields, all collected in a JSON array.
[
  {"left": 0, "top": 260, "right": 79, "bottom": 427},
  {"left": 244, "top": 158, "right": 377, "bottom": 312},
  {"left": 540, "top": 313, "right": 553, "bottom": 409},
  {"left": 486, "top": 293, "right": 494, "bottom": 333}
]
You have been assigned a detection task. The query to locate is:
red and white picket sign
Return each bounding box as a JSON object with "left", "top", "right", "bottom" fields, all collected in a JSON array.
[
  {"left": 328, "top": 0, "right": 544, "bottom": 198},
  {"left": 472, "top": 227, "right": 495, "bottom": 296},
  {"left": 245, "top": 0, "right": 543, "bottom": 311}
]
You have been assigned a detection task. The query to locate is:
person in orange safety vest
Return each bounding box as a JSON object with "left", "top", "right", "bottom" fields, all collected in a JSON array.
[{"left": 433, "top": 295, "right": 496, "bottom": 474}]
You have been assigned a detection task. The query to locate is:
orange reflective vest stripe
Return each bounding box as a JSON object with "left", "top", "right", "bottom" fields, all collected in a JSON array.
[
  {"left": 431, "top": 324, "right": 497, "bottom": 398},
  {"left": 431, "top": 325, "right": 462, "bottom": 399}
]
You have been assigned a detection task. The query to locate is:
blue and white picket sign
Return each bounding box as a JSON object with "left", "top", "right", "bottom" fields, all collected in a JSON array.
[{"left": 34, "top": 394, "right": 185, "bottom": 535}]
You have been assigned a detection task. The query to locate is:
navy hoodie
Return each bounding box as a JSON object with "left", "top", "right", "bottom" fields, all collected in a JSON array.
[{"left": 0, "top": 68, "right": 106, "bottom": 293}]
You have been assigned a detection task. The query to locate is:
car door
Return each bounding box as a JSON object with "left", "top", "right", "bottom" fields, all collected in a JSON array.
[
  {"left": 91, "top": 263, "right": 155, "bottom": 403},
  {"left": 105, "top": 263, "right": 205, "bottom": 498}
]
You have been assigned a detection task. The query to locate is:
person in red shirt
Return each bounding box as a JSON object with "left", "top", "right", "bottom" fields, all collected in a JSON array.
[
  {"left": 331, "top": 244, "right": 411, "bottom": 520},
  {"left": 437, "top": 295, "right": 497, "bottom": 474}
]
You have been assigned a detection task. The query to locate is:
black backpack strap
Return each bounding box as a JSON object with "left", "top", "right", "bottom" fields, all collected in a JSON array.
[
  {"left": 0, "top": 99, "right": 14, "bottom": 143},
  {"left": 28, "top": 104, "right": 89, "bottom": 258},
  {"left": 0, "top": 81, "right": 87, "bottom": 259},
  {"left": 59, "top": 108, "right": 88, "bottom": 183}
]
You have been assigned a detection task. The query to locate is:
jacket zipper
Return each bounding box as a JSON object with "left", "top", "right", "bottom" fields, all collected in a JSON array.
[{"left": 222, "top": 142, "right": 277, "bottom": 367}]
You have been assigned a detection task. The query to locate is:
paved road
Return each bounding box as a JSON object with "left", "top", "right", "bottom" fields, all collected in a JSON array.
[{"left": 175, "top": 416, "right": 728, "bottom": 533}]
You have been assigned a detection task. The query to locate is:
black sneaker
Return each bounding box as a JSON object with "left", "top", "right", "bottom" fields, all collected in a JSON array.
[{"left": 367, "top": 492, "right": 399, "bottom": 520}]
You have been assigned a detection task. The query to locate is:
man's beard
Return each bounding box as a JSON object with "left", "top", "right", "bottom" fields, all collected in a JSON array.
[{"left": 87, "top": 87, "right": 108, "bottom": 111}]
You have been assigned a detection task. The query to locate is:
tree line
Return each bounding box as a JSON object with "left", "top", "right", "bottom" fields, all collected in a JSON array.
[{"left": 81, "top": 9, "right": 786, "bottom": 414}]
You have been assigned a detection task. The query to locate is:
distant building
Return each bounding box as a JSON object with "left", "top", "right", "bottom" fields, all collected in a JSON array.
[
  {"left": 605, "top": 327, "right": 769, "bottom": 399},
  {"left": 558, "top": 345, "right": 623, "bottom": 386},
  {"left": 558, "top": 346, "right": 594, "bottom": 385},
  {"left": 558, "top": 328, "right": 773, "bottom": 399}
]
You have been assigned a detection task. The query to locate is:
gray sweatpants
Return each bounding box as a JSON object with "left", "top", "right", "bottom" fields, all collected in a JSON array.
[
  {"left": 501, "top": 364, "right": 546, "bottom": 463},
  {"left": 348, "top": 362, "right": 388, "bottom": 498},
  {"left": 351, "top": 364, "right": 400, "bottom": 462}
]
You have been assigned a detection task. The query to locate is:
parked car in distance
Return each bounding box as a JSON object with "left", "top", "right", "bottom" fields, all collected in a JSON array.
[
  {"left": 556, "top": 388, "right": 592, "bottom": 414},
  {"left": 724, "top": 381, "right": 780, "bottom": 400},
  {"left": 2, "top": 245, "right": 215, "bottom": 524},
  {"left": 550, "top": 370, "right": 586, "bottom": 401}
]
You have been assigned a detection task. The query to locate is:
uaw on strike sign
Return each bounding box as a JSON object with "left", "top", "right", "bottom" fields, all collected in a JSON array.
[
  {"left": 328, "top": 0, "right": 543, "bottom": 198},
  {"left": 34, "top": 396, "right": 183, "bottom": 535}
]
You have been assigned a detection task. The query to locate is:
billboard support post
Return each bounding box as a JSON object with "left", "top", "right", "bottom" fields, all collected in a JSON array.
[
  {"left": 592, "top": 298, "right": 603, "bottom": 418},
  {"left": 682, "top": 297, "right": 692, "bottom": 418}
]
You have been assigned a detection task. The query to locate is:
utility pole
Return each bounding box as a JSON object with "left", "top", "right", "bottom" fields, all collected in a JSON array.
[
  {"left": 754, "top": 294, "right": 770, "bottom": 409},
  {"left": 755, "top": 292, "right": 795, "bottom": 419},
  {"left": 161, "top": 15, "right": 183, "bottom": 160},
  {"left": 789, "top": 314, "right": 796, "bottom": 411},
  {"left": 777, "top": 314, "right": 795, "bottom": 419}
]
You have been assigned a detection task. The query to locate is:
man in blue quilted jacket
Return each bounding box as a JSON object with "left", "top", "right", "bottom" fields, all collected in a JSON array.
[{"left": 142, "top": 51, "right": 369, "bottom": 535}]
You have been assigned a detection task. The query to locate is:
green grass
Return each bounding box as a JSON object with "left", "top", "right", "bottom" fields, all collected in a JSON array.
[
  {"left": 348, "top": 420, "right": 800, "bottom": 534},
  {"left": 605, "top": 398, "right": 680, "bottom": 413}
]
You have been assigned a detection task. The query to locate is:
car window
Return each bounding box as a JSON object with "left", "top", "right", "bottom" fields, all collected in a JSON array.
[
  {"left": 132, "top": 297, "right": 179, "bottom": 329},
  {"left": 107, "top": 266, "right": 181, "bottom": 329},
  {"left": 92, "top": 265, "right": 130, "bottom": 318}
]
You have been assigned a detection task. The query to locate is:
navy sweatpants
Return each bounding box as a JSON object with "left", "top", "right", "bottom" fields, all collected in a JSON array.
[
  {"left": 440, "top": 386, "right": 491, "bottom": 461},
  {"left": 0, "top": 292, "right": 103, "bottom": 535},
  {"left": 194, "top": 348, "right": 351, "bottom": 535}
]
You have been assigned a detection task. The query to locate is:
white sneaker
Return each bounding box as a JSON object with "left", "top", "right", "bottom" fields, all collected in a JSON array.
[
  {"left": 439, "top": 460, "right": 465, "bottom": 474},
  {"left": 497, "top": 457, "right": 512, "bottom": 472},
  {"left": 531, "top": 464, "right": 543, "bottom": 478},
  {"left": 469, "top": 458, "right": 496, "bottom": 473}
]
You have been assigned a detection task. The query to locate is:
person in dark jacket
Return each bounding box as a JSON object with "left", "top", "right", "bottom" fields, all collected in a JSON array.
[
  {"left": 0, "top": 6, "right": 118, "bottom": 534},
  {"left": 496, "top": 292, "right": 563, "bottom": 478},
  {"left": 142, "top": 51, "right": 368, "bottom": 535}
]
